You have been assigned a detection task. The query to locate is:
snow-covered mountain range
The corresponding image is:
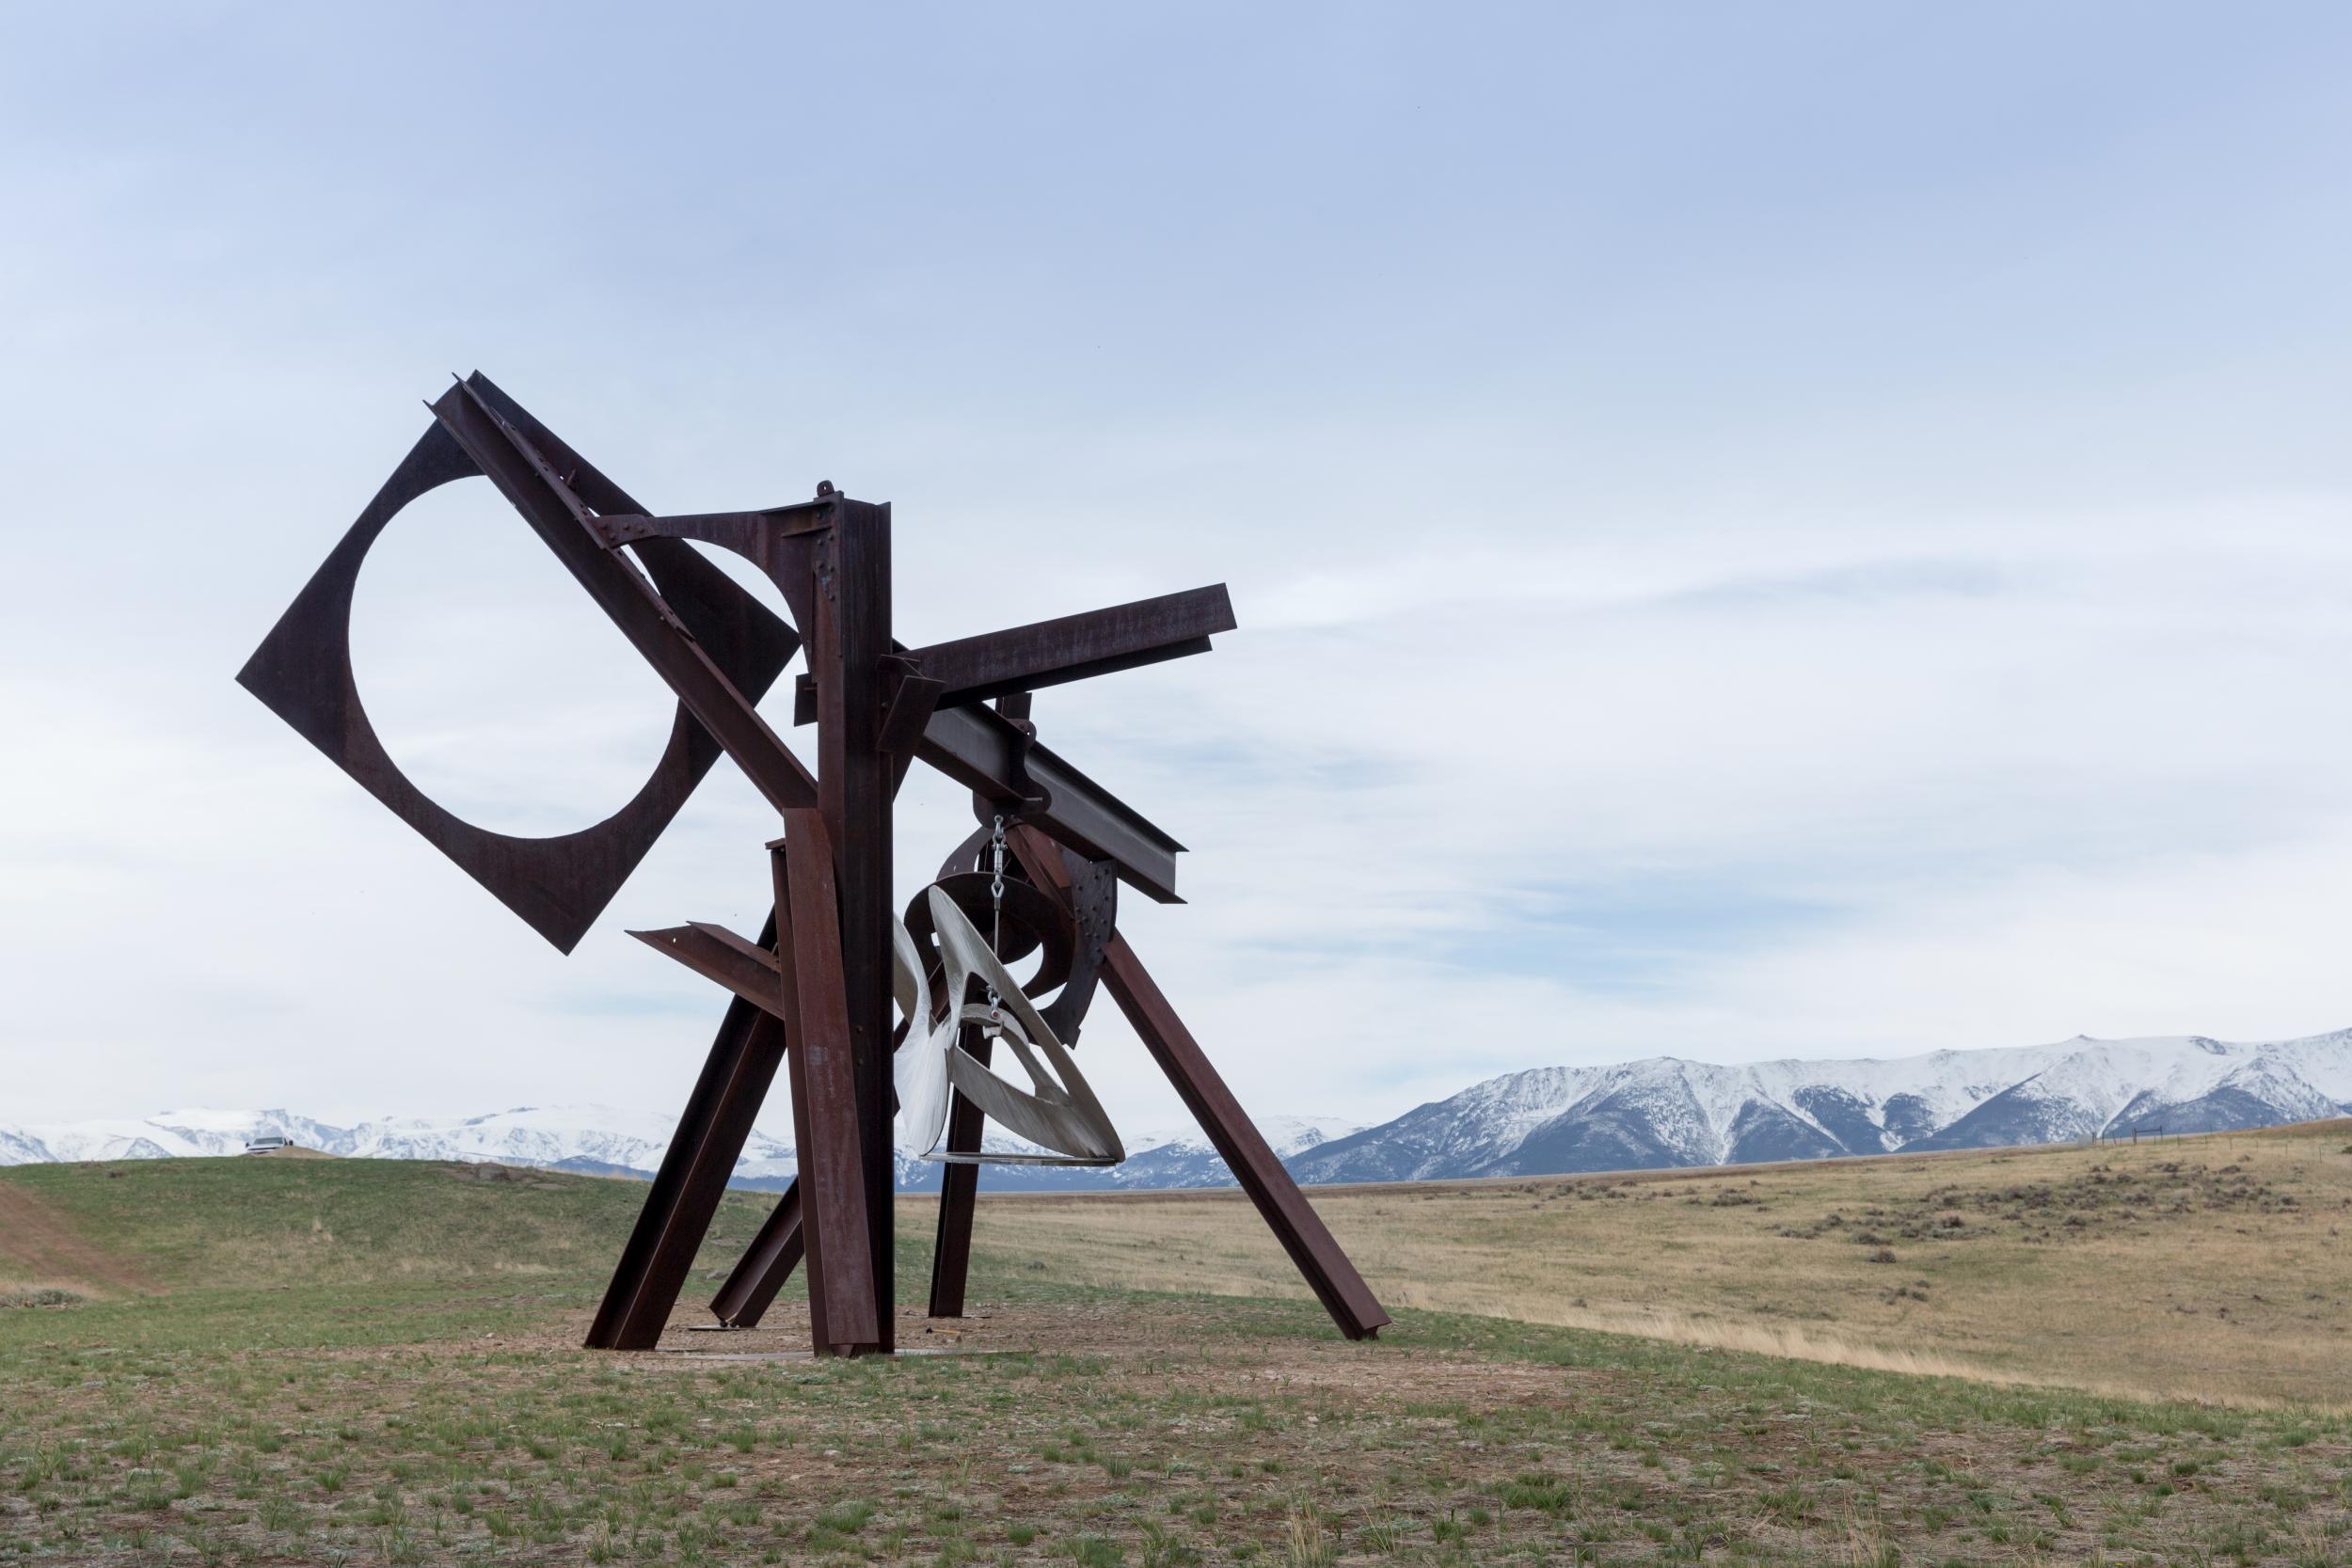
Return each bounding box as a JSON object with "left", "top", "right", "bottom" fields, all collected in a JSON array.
[
  {"left": 8, "top": 1028, "right": 2349, "bottom": 1190},
  {"left": 0, "top": 1103, "right": 1359, "bottom": 1193},
  {"left": 1290, "top": 1027, "right": 2352, "bottom": 1183}
]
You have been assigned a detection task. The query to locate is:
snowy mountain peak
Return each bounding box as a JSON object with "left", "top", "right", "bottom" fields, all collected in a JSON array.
[
  {"left": 1291, "top": 1027, "right": 2352, "bottom": 1185},
  {"left": 13, "top": 1027, "right": 2352, "bottom": 1194},
  {"left": 0, "top": 1103, "right": 1355, "bottom": 1194}
]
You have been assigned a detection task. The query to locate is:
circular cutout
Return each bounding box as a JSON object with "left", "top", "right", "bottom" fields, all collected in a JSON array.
[{"left": 351, "top": 477, "right": 683, "bottom": 837}]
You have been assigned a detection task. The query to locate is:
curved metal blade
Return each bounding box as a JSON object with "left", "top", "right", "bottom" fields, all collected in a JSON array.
[{"left": 889, "top": 886, "right": 1123, "bottom": 1165}]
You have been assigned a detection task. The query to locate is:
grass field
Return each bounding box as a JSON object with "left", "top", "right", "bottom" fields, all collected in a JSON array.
[
  {"left": 3, "top": 1138, "right": 2351, "bottom": 1565},
  {"left": 943, "top": 1118, "right": 2352, "bottom": 1409}
]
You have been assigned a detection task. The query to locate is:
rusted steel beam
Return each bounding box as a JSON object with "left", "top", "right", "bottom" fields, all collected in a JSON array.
[
  {"left": 593, "top": 502, "right": 834, "bottom": 551},
  {"left": 587, "top": 504, "right": 834, "bottom": 635},
  {"left": 460, "top": 377, "right": 807, "bottom": 706},
  {"left": 1009, "top": 829, "right": 1390, "bottom": 1341},
  {"left": 235, "top": 380, "right": 796, "bottom": 953},
  {"left": 629, "top": 924, "right": 787, "bottom": 1021},
  {"left": 925, "top": 1025, "right": 992, "bottom": 1319},
  {"left": 1101, "top": 942, "right": 1390, "bottom": 1339},
  {"left": 587, "top": 917, "right": 787, "bottom": 1351},
  {"left": 713, "top": 1034, "right": 924, "bottom": 1328},
  {"left": 790, "top": 657, "right": 1190, "bottom": 902},
  {"left": 807, "top": 502, "right": 900, "bottom": 1354},
  {"left": 787, "top": 584, "right": 1231, "bottom": 726},
  {"left": 711, "top": 1180, "right": 803, "bottom": 1328},
  {"left": 789, "top": 659, "right": 1189, "bottom": 903},
  {"left": 880, "top": 657, "right": 947, "bottom": 797},
  {"left": 919, "top": 705, "right": 1184, "bottom": 903},
  {"left": 905, "top": 585, "right": 1234, "bottom": 710},
  {"left": 774, "top": 814, "right": 883, "bottom": 1355},
  {"left": 428, "top": 380, "right": 820, "bottom": 816}
]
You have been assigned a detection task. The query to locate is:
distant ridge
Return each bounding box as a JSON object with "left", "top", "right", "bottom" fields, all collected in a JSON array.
[
  {"left": 1290, "top": 1028, "right": 2352, "bottom": 1184},
  {"left": 9, "top": 1028, "right": 2350, "bottom": 1190},
  {"left": 0, "top": 1103, "right": 1358, "bottom": 1194}
]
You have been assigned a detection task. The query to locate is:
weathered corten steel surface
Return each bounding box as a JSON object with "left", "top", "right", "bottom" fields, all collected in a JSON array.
[
  {"left": 774, "top": 815, "right": 882, "bottom": 1355},
  {"left": 234, "top": 377, "right": 798, "bottom": 952},
  {"left": 238, "top": 372, "right": 1385, "bottom": 1356},
  {"left": 1011, "top": 826, "right": 1391, "bottom": 1341},
  {"left": 589, "top": 916, "right": 783, "bottom": 1352},
  {"left": 711, "top": 1179, "right": 804, "bottom": 1328}
]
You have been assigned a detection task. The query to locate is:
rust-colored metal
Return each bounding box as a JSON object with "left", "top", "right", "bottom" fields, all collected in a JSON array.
[
  {"left": 925, "top": 1023, "right": 992, "bottom": 1319},
  {"left": 712, "top": 1180, "right": 803, "bottom": 1328},
  {"left": 242, "top": 372, "right": 1387, "bottom": 1359},
  {"left": 628, "top": 923, "right": 787, "bottom": 1020},
  {"left": 907, "top": 585, "right": 1229, "bottom": 709},
  {"left": 918, "top": 705, "right": 1184, "bottom": 902},
  {"left": 1010, "top": 827, "right": 1390, "bottom": 1341},
  {"left": 234, "top": 380, "right": 796, "bottom": 952},
  {"left": 587, "top": 915, "right": 787, "bottom": 1350},
  {"left": 1100, "top": 935, "right": 1390, "bottom": 1339},
  {"left": 430, "top": 382, "right": 822, "bottom": 816},
  {"left": 1035, "top": 845, "right": 1119, "bottom": 1046},
  {"left": 774, "top": 815, "right": 883, "bottom": 1355},
  {"left": 834, "top": 584, "right": 1234, "bottom": 714},
  {"left": 879, "top": 657, "right": 948, "bottom": 772},
  {"left": 805, "top": 502, "right": 898, "bottom": 1355}
]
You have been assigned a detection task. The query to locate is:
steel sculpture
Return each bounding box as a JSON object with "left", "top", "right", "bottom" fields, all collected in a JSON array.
[
  {"left": 238, "top": 373, "right": 1390, "bottom": 1355},
  {"left": 894, "top": 875, "right": 1124, "bottom": 1166}
]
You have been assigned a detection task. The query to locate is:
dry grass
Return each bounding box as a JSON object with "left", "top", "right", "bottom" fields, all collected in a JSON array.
[
  {"left": 8, "top": 1148, "right": 2352, "bottom": 1562},
  {"left": 11, "top": 1287, "right": 2352, "bottom": 1566},
  {"left": 927, "top": 1117, "right": 2352, "bottom": 1407}
]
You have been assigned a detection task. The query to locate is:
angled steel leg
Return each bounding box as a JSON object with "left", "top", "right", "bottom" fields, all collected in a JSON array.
[
  {"left": 1100, "top": 936, "right": 1390, "bottom": 1338},
  {"left": 926, "top": 1025, "right": 992, "bottom": 1318},
  {"left": 1010, "top": 828, "right": 1390, "bottom": 1340},
  {"left": 716, "top": 1022, "right": 919, "bottom": 1327},
  {"left": 587, "top": 916, "right": 787, "bottom": 1351},
  {"left": 711, "top": 1180, "right": 803, "bottom": 1328}
]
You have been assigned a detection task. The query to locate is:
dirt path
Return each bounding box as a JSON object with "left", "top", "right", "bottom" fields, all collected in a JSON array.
[{"left": 0, "top": 1180, "right": 148, "bottom": 1295}]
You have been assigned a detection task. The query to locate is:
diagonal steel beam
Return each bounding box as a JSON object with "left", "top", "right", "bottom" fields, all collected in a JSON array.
[
  {"left": 903, "top": 585, "right": 1234, "bottom": 709},
  {"left": 1009, "top": 827, "right": 1390, "bottom": 1341},
  {"left": 711, "top": 1180, "right": 804, "bottom": 1328},
  {"left": 630, "top": 924, "right": 787, "bottom": 1021},
  {"left": 522, "top": 449, "right": 1192, "bottom": 904},
  {"left": 430, "top": 379, "right": 819, "bottom": 815},
  {"left": 587, "top": 915, "right": 788, "bottom": 1350},
  {"left": 918, "top": 705, "right": 1184, "bottom": 904}
]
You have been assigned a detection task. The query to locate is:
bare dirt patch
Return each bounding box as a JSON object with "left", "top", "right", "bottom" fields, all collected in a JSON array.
[{"left": 0, "top": 1179, "right": 148, "bottom": 1297}]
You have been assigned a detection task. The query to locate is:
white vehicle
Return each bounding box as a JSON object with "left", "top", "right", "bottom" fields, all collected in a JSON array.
[{"left": 242, "top": 1135, "right": 294, "bottom": 1155}]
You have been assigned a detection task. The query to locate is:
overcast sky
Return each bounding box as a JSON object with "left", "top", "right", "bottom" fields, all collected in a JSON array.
[{"left": 6, "top": 3, "right": 2352, "bottom": 1133}]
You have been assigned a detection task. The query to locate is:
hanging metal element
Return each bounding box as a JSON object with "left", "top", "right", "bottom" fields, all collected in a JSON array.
[
  {"left": 892, "top": 886, "right": 1124, "bottom": 1166},
  {"left": 240, "top": 372, "right": 1390, "bottom": 1351}
]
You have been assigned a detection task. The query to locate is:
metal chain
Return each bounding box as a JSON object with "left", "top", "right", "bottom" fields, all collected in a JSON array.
[{"left": 984, "top": 815, "right": 1007, "bottom": 1026}]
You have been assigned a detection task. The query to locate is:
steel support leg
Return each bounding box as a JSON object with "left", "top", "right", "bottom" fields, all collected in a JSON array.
[
  {"left": 1010, "top": 828, "right": 1389, "bottom": 1340},
  {"left": 586, "top": 912, "right": 787, "bottom": 1351},
  {"left": 1099, "top": 936, "right": 1389, "bottom": 1338},
  {"left": 925, "top": 1026, "right": 992, "bottom": 1318},
  {"left": 810, "top": 500, "right": 898, "bottom": 1350},
  {"left": 711, "top": 1180, "right": 803, "bottom": 1328},
  {"left": 775, "top": 813, "right": 883, "bottom": 1355}
]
